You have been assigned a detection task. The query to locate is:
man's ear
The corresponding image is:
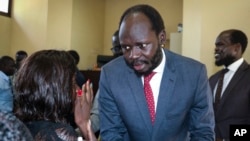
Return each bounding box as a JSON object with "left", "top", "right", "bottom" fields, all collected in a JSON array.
[
  {"left": 158, "top": 30, "right": 167, "bottom": 45},
  {"left": 234, "top": 43, "right": 242, "bottom": 54}
]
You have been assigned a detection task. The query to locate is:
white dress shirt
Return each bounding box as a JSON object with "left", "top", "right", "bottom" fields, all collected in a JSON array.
[
  {"left": 142, "top": 48, "right": 166, "bottom": 111},
  {"left": 213, "top": 58, "right": 244, "bottom": 99}
]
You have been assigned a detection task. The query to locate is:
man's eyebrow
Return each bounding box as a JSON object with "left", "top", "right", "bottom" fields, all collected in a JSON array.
[{"left": 215, "top": 42, "right": 224, "bottom": 46}]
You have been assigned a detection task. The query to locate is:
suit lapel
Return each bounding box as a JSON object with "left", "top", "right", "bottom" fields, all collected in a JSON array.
[
  {"left": 127, "top": 70, "right": 154, "bottom": 133},
  {"left": 210, "top": 73, "right": 221, "bottom": 91},
  {"left": 154, "top": 65, "right": 176, "bottom": 125},
  {"left": 153, "top": 50, "right": 177, "bottom": 134},
  {"left": 217, "top": 61, "right": 248, "bottom": 112}
]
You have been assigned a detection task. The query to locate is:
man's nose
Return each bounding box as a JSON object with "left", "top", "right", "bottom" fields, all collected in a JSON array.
[{"left": 129, "top": 46, "right": 141, "bottom": 59}]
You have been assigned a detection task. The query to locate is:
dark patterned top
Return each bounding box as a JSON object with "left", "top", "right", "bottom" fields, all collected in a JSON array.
[
  {"left": 25, "top": 120, "right": 79, "bottom": 141},
  {"left": 0, "top": 110, "right": 33, "bottom": 141}
]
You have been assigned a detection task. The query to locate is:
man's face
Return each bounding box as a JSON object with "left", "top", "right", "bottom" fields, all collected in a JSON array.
[
  {"left": 119, "top": 13, "right": 163, "bottom": 75},
  {"left": 214, "top": 32, "right": 238, "bottom": 67}
]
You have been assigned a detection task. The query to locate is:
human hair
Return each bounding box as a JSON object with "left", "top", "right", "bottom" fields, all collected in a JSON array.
[
  {"left": 14, "top": 50, "right": 77, "bottom": 123},
  {"left": 15, "top": 50, "right": 28, "bottom": 70},
  {"left": 15, "top": 50, "right": 28, "bottom": 62},
  {"left": 0, "top": 56, "right": 15, "bottom": 76},
  {"left": 118, "top": 4, "right": 165, "bottom": 36},
  {"left": 68, "top": 50, "right": 80, "bottom": 65},
  {"left": 0, "top": 56, "right": 14, "bottom": 69},
  {"left": 113, "top": 30, "right": 119, "bottom": 38},
  {"left": 229, "top": 29, "right": 248, "bottom": 54}
]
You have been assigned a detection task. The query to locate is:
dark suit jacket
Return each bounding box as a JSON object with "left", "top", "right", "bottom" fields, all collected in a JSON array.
[
  {"left": 99, "top": 49, "right": 215, "bottom": 141},
  {"left": 209, "top": 61, "right": 250, "bottom": 139}
]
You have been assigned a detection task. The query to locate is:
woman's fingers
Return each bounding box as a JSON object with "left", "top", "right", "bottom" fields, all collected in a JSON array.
[
  {"left": 82, "top": 80, "right": 93, "bottom": 104},
  {"left": 74, "top": 80, "right": 97, "bottom": 141},
  {"left": 86, "top": 81, "right": 93, "bottom": 103}
]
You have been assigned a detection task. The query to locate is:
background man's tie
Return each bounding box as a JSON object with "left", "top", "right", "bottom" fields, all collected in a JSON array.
[
  {"left": 144, "top": 72, "right": 156, "bottom": 124},
  {"left": 214, "top": 68, "right": 229, "bottom": 111}
]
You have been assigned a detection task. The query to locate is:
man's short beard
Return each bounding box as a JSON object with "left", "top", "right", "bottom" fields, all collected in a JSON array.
[
  {"left": 215, "top": 55, "right": 235, "bottom": 67},
  {"left": 146, "top": 46, "right": 162, "bottom": 74}
]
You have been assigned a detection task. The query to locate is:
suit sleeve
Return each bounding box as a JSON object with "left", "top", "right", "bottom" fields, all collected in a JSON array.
[
  {"left": 189, "top": 65, "right": 215, "bottom": 141},
  {"left": 90, "top": 90, "right": 100, "bottom": 133},
  {"left": 99, "top": 69, "right": 128, "bottom": 141}
]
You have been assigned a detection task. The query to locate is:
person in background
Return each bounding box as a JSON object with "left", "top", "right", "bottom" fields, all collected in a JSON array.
[
  {"left": 0, "top": 109, "right": 33, "bottom": 141},
  {"left": 15, "top": 50, "right": 28, "bottom": 70},
  {"left": 99, "top": 4, "right": 214, "bottom": 140},
  {"left": 0, "top": 56, "right": 16, "bottom": 112},
  {"left": 90, "top": 29, "right": 123, "bottom": 135},
  {"left": 12, "top": 51, "right": 28, "bottom": 111},
  {"left": 94, "top": 30, "right": 123, "bottom": 70},
  {"left": 14, "top": 50, "right": 97, "bottom": 141},
  {"left": 110, "top": 30, "right": 123, "bottom": 58},
  {"left": 68, "top": 50, "right": 87, "bottom": 87},
  {"left": 209, "top": 29, "right": 250, "bottom": 141}
]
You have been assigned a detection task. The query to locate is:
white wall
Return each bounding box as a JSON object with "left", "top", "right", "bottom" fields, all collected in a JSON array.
[
  {"left": 10, "top": 0, "right": 48, "bottom": 56},
  {"left": 0, "top": 16, "right": 11, "bottom": 56},
  {"left": 71, "top": 0, "right": 105, "bottom": 69}
]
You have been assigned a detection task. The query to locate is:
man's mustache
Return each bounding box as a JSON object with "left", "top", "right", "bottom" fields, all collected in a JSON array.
[{"left": 130, "top": 59, "right": 149, "bottom": 66}]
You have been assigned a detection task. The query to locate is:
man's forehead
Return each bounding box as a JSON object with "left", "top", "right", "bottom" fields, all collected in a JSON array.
[
  {"left": 120, "top": 14, "right": 152, "bottom": 33},
  {"left": 215, "top": 33, "right": 231, "bottom": 44}
]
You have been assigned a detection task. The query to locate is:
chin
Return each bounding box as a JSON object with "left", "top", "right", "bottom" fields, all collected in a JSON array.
[
  {"left": 215, "top": 62, "right": 223, "bottom": 66},
  {"left": 215, "top": 59, "right": 224, "bottom": 66}
]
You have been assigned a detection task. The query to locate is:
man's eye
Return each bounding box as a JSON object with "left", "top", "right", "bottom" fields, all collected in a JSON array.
[
  {"left": 142, "top": 43, "right": 147, "bottom": 48},
  {"left": 138, "top": 43, "right": 147, "bottom": 49},
  {"left": 215, "top": 43, "right": 224, "bottom": 46},
  {"left": 122, "top": 46, "right": 131, "bottom": 50}
]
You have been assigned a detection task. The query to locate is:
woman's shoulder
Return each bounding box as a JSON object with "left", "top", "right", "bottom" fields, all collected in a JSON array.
[
  {"left": 26, "top": 120, "right": 78, "bottom": 141},
  {"left": 0, "top": 110, "right": 33, "bottom": 141}
]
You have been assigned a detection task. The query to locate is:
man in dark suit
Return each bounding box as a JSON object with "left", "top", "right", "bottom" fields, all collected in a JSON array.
[
  {"left": 99, "top": 4, "right": 215, "bottom": 141},
  {"left": 209, "top": 29, "right": 250, "bottom": 141}
]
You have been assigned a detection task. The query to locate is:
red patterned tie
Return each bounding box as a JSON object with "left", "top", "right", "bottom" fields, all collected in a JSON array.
[{"left": 144, "top": 72, "right": 156, "bottom": 124}]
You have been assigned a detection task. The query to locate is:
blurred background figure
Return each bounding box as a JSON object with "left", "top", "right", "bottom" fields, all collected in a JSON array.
[
  {"left": 95, "top": 30, "right": 123, "bottom": 70},
  {"left": 0, "top": 109, "right": 33, "bottom": 141},
  {"left": 0, "top": 56, "right": 16, "bottom": 112},
  {"left": 110, "top": 30, "right": 123, "bottom": 58},
  {"left": 68, "top": 50, "right": 87, "bottom": 87},
  {"left": 15, "top": 50, "right": 28, "bottom": 70},
  {"left": 13, "top": 50, "right": 28, "bottom": 109}
]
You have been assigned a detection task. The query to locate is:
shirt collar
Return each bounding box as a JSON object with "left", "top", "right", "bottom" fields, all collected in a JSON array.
[
  {"left": 225, "top": 58, "right": 244, "bottom": 72},
  {"left": 0, "top": 71, "right": 9, "bottom": 81},
  {"left": 153, "top": 48, "right": 165, "bottom": 73}
]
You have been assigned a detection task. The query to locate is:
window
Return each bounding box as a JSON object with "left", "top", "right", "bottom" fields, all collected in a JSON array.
[{"left": 0, "top": 0, "right": 12, "bottom": 17}]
